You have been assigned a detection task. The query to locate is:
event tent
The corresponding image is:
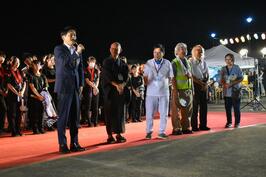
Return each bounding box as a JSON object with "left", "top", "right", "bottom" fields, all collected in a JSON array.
[{"left": 204, "top": 45, "right": 255, "bottom": 69}]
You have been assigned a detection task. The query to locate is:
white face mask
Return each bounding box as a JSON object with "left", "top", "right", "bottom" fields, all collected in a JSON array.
[{"left": 89, "top": 63, "right": 95, "bottom": 68}]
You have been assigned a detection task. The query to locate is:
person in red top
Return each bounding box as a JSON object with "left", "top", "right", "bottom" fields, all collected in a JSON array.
[
  {"left": 81, "top": 56, "right": 100, "bottom": 127},
  {"left": 0, "top": 51, "right": 7, "bottom": 134},
  {"left": 6, "top": 57, "right": 26, "bottom": 136}
]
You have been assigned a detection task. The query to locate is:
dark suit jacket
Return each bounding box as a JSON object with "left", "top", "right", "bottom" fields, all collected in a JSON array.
[{"left": 54, "top": 44, "right": 84, "bottom": 94}]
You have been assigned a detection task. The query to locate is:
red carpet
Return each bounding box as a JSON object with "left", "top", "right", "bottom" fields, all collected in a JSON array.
[{"left": 0, "top": 112, "right": 265, "bottom": 169}]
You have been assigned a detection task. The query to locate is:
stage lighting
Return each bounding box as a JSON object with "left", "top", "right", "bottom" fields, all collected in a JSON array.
[
  {"left": 246, "top": 17, "right": 253, "bottom": 23},
  {"left": 235, "top": 37, "right": 240, "bottom": 43},
  {"left": 239, "top": 48, "right": 248, "bottom": 57},
  {"left": 261, "top": 47, "right": 266, "bottom": 57},
  {"left": 254, "top": 33, "right": 259, "bottom": 40},
  {"left": 219, "top": 39, "right": 224, "bottom": 45},
  {"left": 246, "top": 34, "right": 251, "bottom": 40},
  {"left": 210, "top": 33, "right": 216, "bottom": 38},
  {"left": 229, "top": 38, "right": 234, "bottom": 44},
  {"left": 261, "top": 33, "right": 266, "bottom": 40},
  {"left": 224, "top": 39, "right": 228, "bottom": 45},
  {"left": 240, "top": 36, "right": 245, "bottom": 43}
]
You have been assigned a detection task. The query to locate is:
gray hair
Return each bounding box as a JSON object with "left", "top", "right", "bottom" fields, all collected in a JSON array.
[
  {"left": 191, "top": 45, "right": 205, "bottom": 59},
  {"left": 174, "top": 43, "right": 188, "bottom": 57}
]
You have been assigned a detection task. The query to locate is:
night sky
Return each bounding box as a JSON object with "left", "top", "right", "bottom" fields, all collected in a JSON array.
[{"left": 1, "top": 0, "right": 266, "bottom": 63}]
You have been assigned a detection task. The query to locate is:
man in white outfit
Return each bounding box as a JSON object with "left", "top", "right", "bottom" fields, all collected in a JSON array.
[{"left": 144, "top": 44, "right": 174, "bottom": 139}]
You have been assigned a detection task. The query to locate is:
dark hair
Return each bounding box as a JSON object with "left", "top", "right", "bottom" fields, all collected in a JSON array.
[
  {"left": 88, "top": 56, "right": 96, "bottom": 62},
  {"left": 0, "top": 51, "right": 6, "bottom": 58},
  {"left": 60, "top": 26, "right": 76, "bottom": 36},
  {"left": 131, "top": 65, "right": 137, "bottom": 70},
  {"left": 225, "top": 53, "right": 235, "bottom": 62},
  {"left": 31, "top": 59, "right": 41, "bottom": 65},
  {"left": 153, "top": 44, "right": 165, "bottom": 54}
]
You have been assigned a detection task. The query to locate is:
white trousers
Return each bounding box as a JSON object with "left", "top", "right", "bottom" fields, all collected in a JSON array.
[{"left": 145, "top": 95, "right": 169, "bottom": 134}]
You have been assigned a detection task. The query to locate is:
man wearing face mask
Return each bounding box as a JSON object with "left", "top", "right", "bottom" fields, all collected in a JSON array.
[
  {"left": 102, "top": 42, "right": 129, "bottom": 144},
  {"left": 54, "top": 26, "right": 85, "bottom": 153},
  {"left": 144, "top": 44, "right": 174, "bottom": 140},
  {"left": 82, "top": 56, "right": 100, "bottom": 127},
  {"left": 171, "top": 43, "right": 193, "bottom": 135}
]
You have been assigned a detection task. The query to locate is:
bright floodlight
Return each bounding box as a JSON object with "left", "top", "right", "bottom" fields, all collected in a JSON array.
[
  {"left": 210, "top": 33, "right": 216, "bottom": 38},
  {"left": 246, "top": 17, "right": 253, "bottom": 23},
  {"left": 261, "top": 47, "right": 266, "bottom": 57},
  {"left": 229, "top": 38, "right": 234, "bottom": 44},
  {"left": 240, "top": 36, "right": 245, "bottom": 43},
  {"left": 239, "top": 49, "right": 248, "bottom": 57},
  {"left": 235, "top": 37, "right": 240, "bottom": 43},
  {"left": 261, "top": 33, "right": 266, "bottom": 40},
  {"left": 224, "top": 39, "right": 228, "bottom": 45},
  {"left": 219, "top": 39, "right": 224, "bottom": 45},
  {"left": 246, "top": 34, "right": 251, "bottom": 40},
  {"left": 254, "top": 33, "right": 259, "bottom": 40}
]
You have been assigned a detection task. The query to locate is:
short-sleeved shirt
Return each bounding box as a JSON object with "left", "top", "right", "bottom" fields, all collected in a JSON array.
[
  {"left": 29, "top": 74, "right": 48, "bottom": 96},
  {"left": 190, "top": 58, "right": 209, "bottom": 81},
  {"left": 6, "top": 70, "right": 24, "bottom": 100},
  {"left": 144, "top": 58, "right": 174, "bottom": 96},
  {"left": 220, "top": 64, "right": 243, "bottom": 97}
]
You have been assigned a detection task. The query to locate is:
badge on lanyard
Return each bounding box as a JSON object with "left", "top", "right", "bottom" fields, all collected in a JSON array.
[
  {"left": 153, "top": 59, "right": 164, "bottom": 82},
  {"left": 118, "top": 73, "right": 124, "bottom": 81}
]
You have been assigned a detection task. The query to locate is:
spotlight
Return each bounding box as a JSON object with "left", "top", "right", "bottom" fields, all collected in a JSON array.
[
  {"left": 229, "top": 38, "right": 234, "bottom": 44},
  {"left": 235, "top": 37, "right": 240, "bottom": 43},
  {"left": 210, "top": 33, "right": 216, "bottom": 38},
  {"left": 246, "top": 34, "right": 251, "bottom": 40},
  {"left": 224, "top": 39, "right": 228, "bottom": 45},
  {"left": 261, "top": 47, "right": 266, "bottom": 57},
  {"left": 254, "top": 33, "right": 259, "bottom": 40},
  {"left": 219, "top": 39, "right": 224, "bottom": 45},
  {"left": 239, "top": 48, "right": 248, "bottom": 57},
  {"left": 246, "top": 17, "right": 253, "bottom": 23},
  {"left": 261, "top": 33, "right": 266, "bottom": 40},
  {"left": 240, "top": 36, "right": 245, "bottom": 43}
]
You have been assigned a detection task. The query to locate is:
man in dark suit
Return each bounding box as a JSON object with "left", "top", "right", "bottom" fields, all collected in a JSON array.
[{"left": 54, "top": 26, "right": 85, "bottom": 153}]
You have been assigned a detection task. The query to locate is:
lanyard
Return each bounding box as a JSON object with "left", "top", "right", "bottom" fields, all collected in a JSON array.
[
  {"left": 153, "top": 59, "right": 164, "bottom": 75},
  {"left": 88, "top": 68, "right": 95, "bottom": 82}
]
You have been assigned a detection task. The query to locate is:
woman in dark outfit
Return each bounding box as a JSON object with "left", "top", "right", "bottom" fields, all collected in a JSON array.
[
  {"left": 102, "top": 42, "right": 129, "bottom": 144},
  {"left": 130, "top": 65, "right": 145, "bottom": 122},
  {"left": 28, "top": 60, "right": 48, "bottom": 134},
  {"left": 0, "top": 51, "right": 7, "bottom": 134},
  {"left": 6, "top": 57, "right": 26, "bottom": 136},
  {"left": 82, "top": 56, "right": 100, "bottom": 127},
  {"left": 42, "top": 54, "right": 56, "bottom": 106}
]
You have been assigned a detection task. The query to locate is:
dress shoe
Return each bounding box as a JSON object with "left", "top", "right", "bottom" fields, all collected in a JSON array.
[
  {"left": 192, "top": 127, "right": 200, "bottom": 132},
  {"left": 59, "top": 144, "right": 71, "bottom": 154},
  {"left": 182, "top": 130, "right": 193, "bottom": 134},
  {"left": 116, "top": 135, "right": 126, "bottom": 143},
  {"left": 107, "top": 136, "right": 116, "bottom": 144},
  {"left": 70, "top": 143, "right": 86, "bottom": 152},
  {"left": 172, "top": 130, "right": 183, "bottom": 135},
  {"left": 199, "top": 126, "right": 211, "bottom": 131}
]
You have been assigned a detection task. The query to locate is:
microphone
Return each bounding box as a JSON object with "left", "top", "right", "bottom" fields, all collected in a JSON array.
[{"left": 72, "top": 40, "right": 85, "bottom": 51}]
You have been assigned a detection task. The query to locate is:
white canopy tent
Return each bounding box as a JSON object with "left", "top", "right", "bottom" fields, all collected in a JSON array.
[{"left": 204, "top": 45, "right": 255, "bottom": 69}]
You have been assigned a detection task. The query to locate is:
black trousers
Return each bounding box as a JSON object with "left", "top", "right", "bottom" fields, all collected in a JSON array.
[
  {"left": 224, "top": 97, "right": 241, "bottom": 125},
  {"left": 131, "top": 95, "right": 142, "bottom": 121},
  {"left": 7, "top": 98, "right": 21, "bottom": 135},
  {"left": 191, "top": 85, "right": 208, "bottom": 129},
  {"left": 28, "top": 97, "right": 44, "bottom": 133},
  {"left": 0, "top": 95, "right": 7, "bottom": 131},
  {"left": 82, "top": 93, "right": 99, "bottom": 126}
]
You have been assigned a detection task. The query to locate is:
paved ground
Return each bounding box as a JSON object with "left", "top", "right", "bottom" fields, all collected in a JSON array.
[{"left": 1, "top": 124, "right": 266, "bottom": 177}]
